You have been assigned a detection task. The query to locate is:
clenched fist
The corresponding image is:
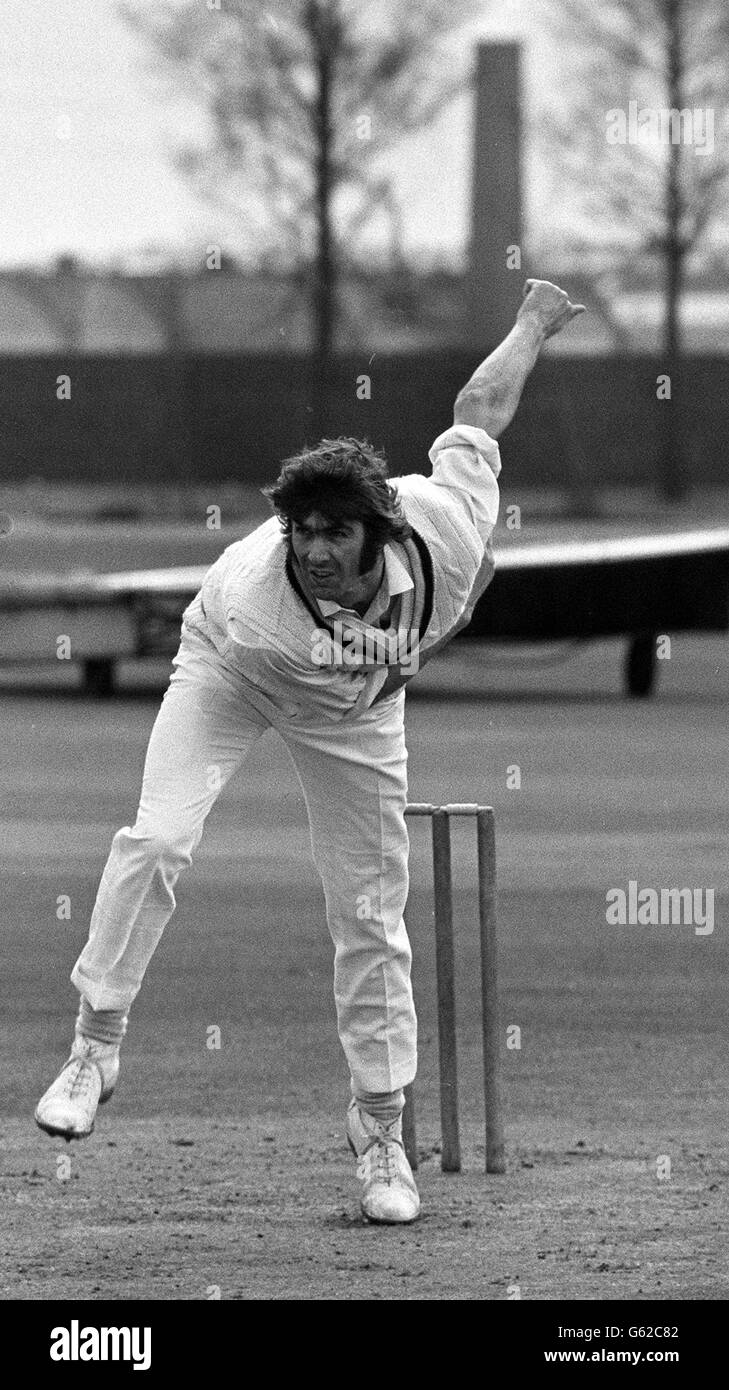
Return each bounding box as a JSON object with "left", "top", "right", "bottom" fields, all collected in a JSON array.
[{"left": 517, "top": 279, "right": 586, "bottom": 339}]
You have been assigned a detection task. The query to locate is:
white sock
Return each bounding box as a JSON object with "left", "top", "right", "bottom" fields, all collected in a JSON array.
[
  {"left": 353, "top": 1087, "right": 405, "bottom": 1126},
  {"left": 76, "top": 997, "right": 127, "bottom": 1047}
]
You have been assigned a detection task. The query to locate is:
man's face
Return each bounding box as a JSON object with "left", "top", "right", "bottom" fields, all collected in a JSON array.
[{"left": 290, "top": 511, "right": 370, "bottom": 603}]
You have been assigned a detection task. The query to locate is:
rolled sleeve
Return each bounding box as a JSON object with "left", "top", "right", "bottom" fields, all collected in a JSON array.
[{"left": 428, "top": 424, "right": 501, "bottom": 545}]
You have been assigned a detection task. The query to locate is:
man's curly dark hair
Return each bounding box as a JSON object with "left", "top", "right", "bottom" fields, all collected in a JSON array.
[{"left": 262, "top": 437, "right": 412, "bottom": 572}]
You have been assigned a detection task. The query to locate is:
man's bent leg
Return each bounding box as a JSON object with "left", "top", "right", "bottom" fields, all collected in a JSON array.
[{"left": 35, "top": 634, "right": 269, "bottom": 1139}]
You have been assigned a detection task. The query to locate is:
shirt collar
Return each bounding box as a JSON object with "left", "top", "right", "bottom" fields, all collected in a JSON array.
[{"left": 316, "top": 544, "right": 413, "bottom": 617}]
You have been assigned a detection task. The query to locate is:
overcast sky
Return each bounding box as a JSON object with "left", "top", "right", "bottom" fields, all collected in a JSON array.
[{"left": 0, "top": 0, "right": 561, "bottom": 270}]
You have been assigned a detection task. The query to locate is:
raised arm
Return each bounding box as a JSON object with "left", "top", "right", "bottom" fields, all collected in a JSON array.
[{"left": 453, "top": 279, "right": 586, "bottom": 439}]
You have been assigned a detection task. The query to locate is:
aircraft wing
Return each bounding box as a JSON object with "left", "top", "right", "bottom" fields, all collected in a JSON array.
[
  {"left": 468, "top": 526, "right": 729, "bottom": 640},
  {"left": 2, "top": 528, "right": 729, "bottom": 697}
]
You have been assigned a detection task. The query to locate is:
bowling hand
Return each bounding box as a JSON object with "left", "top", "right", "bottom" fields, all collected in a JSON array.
[{"left": 517, "top": 279, "right": 586, "bottom": 340}]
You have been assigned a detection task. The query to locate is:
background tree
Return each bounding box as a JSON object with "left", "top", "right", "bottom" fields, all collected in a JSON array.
[
  {"left": 121, "top": 0, "right": 479, "bottom": 429},
  {"left": 537, "top": 0, "right": 729, "bottom": 498}
]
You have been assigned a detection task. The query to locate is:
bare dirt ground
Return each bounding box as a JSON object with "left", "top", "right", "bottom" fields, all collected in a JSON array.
[{"left": 1, "top": 636, "right": 728, "bottom": 1300}]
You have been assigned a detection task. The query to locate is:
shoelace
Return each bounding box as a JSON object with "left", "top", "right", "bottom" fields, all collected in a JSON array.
[
  {"left": 63, "top": 1059, "right": 99, "bottom": 1101},
  {"left": 358, "top": 1138, "right": 401, "bottom": 1187}
]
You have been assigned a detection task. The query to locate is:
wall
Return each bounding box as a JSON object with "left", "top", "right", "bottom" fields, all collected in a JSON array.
[{"left": 1, "top": 353, "right": 727, "bottom": 488}]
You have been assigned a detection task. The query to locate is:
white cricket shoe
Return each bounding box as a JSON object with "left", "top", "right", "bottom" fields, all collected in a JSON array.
[
  {"left": 346, "top": 1099, "right": 420, "bottom": 1224},
  {"left": 34, "top": 1034, "right": 120, "bottom": 1139}
]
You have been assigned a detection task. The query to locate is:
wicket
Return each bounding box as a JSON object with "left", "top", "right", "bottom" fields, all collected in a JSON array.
[{"left": 402, "top": 803, "right": 506, "bottom": 1175}]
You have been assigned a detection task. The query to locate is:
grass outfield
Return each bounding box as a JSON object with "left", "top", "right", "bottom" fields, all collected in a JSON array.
[{"left": 0, "top": 638, "right": 727, "bottom": 1300}]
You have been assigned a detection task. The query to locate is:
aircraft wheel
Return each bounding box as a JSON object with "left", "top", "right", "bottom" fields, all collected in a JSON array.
[
  {"left": 625, "top": 635, "right": 657, "bottom": 698},
  {"left": 82, "top": 658, "right": 115, "bottom": 699}
]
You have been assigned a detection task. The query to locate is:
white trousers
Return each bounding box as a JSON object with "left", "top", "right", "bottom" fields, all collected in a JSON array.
[{"left": 71, "top": 627, "right": 416, "bottom": 1094}]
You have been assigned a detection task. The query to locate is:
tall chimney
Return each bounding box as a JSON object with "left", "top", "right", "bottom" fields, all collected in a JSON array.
[{"left": 467, "top": 42, "right": 522, "bottom": 349}]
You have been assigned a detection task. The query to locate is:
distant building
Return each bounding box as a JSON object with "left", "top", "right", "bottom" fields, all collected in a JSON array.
[{"left": 0, "top": 261, "right": 727, "bottom": 354}]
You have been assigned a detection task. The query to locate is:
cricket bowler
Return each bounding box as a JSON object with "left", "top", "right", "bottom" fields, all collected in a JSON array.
[{"left": 35, "top": 281, "right": 585, "bottom": 1223}]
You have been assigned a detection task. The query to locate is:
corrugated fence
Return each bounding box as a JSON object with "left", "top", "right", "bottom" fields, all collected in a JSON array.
[{"left": 1, "top": 353, "right": 727, "bottom": 487}]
